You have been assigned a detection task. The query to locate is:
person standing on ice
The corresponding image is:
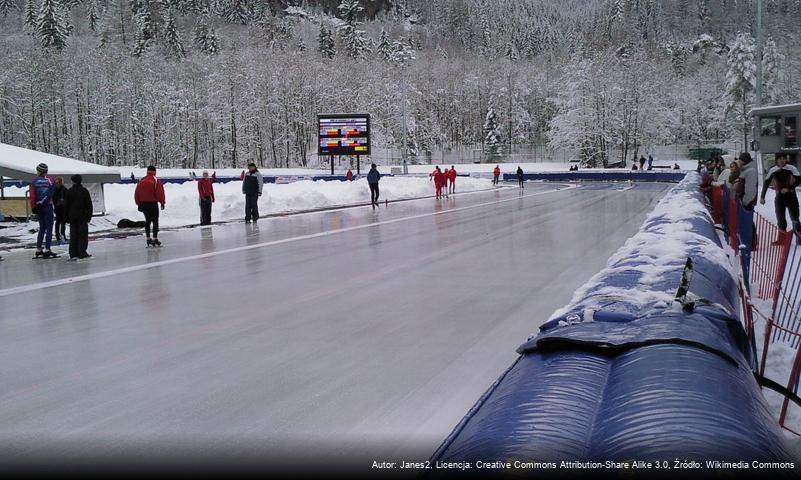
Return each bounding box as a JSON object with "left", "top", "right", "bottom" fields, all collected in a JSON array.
[
  {"left": 29, "top": 163, "right": 57, "bottom": 258},
  {"left": 638, "top": 156, "right": 646, "bottom": 170},
  {"left": 430, "top": 166, "right": 445, "bottom": 199},
  {"left": 447, "top": 165, "right": 457, "bottom": 194},
  {"left": 64, "top": 174, "right": 93, "bottom": 260},
  {"left": 134, "top": 165, "right": 166, "bottom": 247},
  {"left": 760, "top": 154, "right": 801, "bottom": 242},
  {"left": 242, "top": 162, "right": 263, "bottom": 223},
  {"left": 516, "top": 166, "right": 524, "bottom": 189},
  {"left": 346, "top": 169, "right": 354, "bottom": 181},
  {"left": 647, "top": 154, "right": 654, "bottom": 171},
  {"left": 198, "top": 170, "right": 215, "bottom": 226},
  {"left": 366, "top": 163, "right": 381, "bottom": 207},
  {"left": 52, "top": 176, "right": 68, "bottom": 244},
  {"left": 493, "top": 165, "right": 501, "bottom": 185}
]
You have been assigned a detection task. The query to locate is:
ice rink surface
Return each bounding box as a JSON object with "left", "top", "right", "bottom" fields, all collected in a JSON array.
[{"left": 0, "top": 182, "right": 671, "bottom": 469}]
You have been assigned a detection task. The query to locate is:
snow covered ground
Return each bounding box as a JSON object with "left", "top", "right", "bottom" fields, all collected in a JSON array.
[
  {"left": 115, "top": 159, "right": 695, "bottom": 179},
  {"left": 0, "top": 176, "right": 494, "bottom": 247}
]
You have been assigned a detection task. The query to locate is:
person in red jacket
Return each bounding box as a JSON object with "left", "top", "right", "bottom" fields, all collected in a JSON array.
[
  {"left": 198, "top": 170, "right": 216, "bottom": 226},
  {"left": 447, "top": 165, "right": 457, "bottom": 194},
  {"left": 134, "top": 165, "right": 166, "bottom": 247},
  {"left": 493, "top": 165, "right": 501, "bottom": 185},
  {"left": 346, "top": 169, "right": 354, "bottom": 181},
  {"left": 430, "top": 166, "right": 446, "bottom": 199}
]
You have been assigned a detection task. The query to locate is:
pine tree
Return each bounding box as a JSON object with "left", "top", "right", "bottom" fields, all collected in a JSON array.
[
  {"left": 194, "top": 15, "right": 219, "bottom": 54},
  {"left": 0, "top": 0, "right": 17, "bottom": 17},
  {"left": 86, "top": 0, "right": 101, "bottom": 32},
  {"left": 318, "top": 24, "right": 335, "bottom": 59},
  {"left": 377, "top": 29, "right": 392, "bottom": 61},
  {"left": 337, "top": 0, "right": 363, "bottom": 25},
  {"left": 483, "top": 107, "right": 502, "bottom": 161},
  {"left": 132, "top": 0, "right": 155, "bottom": 57},
  {"left": 163, "top": 5, "right": 185, "bottom": 59},
  {"left": 340, "top": 24, "right": 370, "bottom": 59},
  {"left": 761, "top": 37, "right": 782, "bottom": 104},
  {"left": 24, "top": 0, "right": 37, "bottom": 31},
  {"left": 725, "top": 32, "right": 757, "bottom": 150},
  {"left": 37, "top": 0, "right": 71, "bottom": 50},
  {"left": 224, "top": 0, "right": 249, "bottom": 24}
]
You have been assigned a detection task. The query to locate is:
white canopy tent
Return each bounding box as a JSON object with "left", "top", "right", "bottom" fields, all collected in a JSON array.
[{"left": 0, "top": 142, "right": 121, "bottom": 215}]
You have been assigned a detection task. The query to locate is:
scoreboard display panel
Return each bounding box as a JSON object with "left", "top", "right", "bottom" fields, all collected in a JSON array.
[{"left": 318, "top": 114, "right": 370, "bottom": 156}]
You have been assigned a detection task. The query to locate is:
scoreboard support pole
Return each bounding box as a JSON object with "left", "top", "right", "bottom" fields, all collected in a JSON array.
[
  {"left": 330, "top": 155, "right": 335, "bottom": 175},
  {"left": 356, "top": 155, "right": 360, "bottom": 175}
]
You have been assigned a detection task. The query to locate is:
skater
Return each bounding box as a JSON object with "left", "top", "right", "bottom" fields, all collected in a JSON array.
[
  {"left": 65, "top": 174, "right": 93, "bottom": 259},
  {"left": 516, "top": 166, "right": 524, "bottom": 188},
  {"left": 673, "top": 163, "right": 681, "bottom": 170},
  {"left": 198, "top": 170, "right": 215, "bottom": 226},
  {"left": 493, "top": 165, "right": 501, "bottom": 185},
  {"left": 760, "top": 154, "right": 801, "bottom": 243},
  {"left": 134, "top": 165, "right": 166, "bottom": 247},
  {"left": 242, "top": 162, "right": 263, "bottom": 223},
  {"left": 448, "top": 166, "right": 457, "bottom": 194},
  {"left": 430, "top": 166, "right": 445, "bottom": 199},
  {"left": 367, "top": 163, "right": 381, "bottom": 207},
  {"left": 52, "top": 176, "right": 68, "bottom": 243},
  {"left": 631, "top": 162, "right": 638, "bottom": 171},
  {"left": 638, "top": 156, "right": 646, "bottom": 170},
  {"left": 29, "top": 163, "right": 57, "bottom": 259},
  {"left": 647, "top": 154, "right": 654, "bottom": 170},
  {"left": 130, "top": 172, "right": 136, "bottom": 182},
  {"left": 346, "top": 169, "right": 354, "bottom": 181}
]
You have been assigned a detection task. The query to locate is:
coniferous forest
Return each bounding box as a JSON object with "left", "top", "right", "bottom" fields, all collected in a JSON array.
[{"left": 1, "top": 0, "right": 801, "bottom": 168}]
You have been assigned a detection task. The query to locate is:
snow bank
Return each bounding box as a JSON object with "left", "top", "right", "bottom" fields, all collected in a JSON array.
[
  {"left": 0, "top": 176, "right": 493, "bottom": 245},
  {"left": 550, "top": 172, "right": 736, "bottom": 320}
]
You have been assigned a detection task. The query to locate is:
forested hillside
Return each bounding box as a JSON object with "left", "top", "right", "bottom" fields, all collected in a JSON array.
[{"left": 1, "top": 0, "right": 800, "bottom": 168}]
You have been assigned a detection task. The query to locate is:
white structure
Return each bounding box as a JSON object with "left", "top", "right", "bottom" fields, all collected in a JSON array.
[{"left": 0, "top": 142, "right": 121, "bottom": 214}]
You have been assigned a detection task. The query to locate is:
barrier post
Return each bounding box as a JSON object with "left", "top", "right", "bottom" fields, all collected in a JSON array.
[
  {"left": 772, "top": 230, "right": 794, "bottom": 313},
  {"left": 729, "top": 194, "right": 739, "bottom": 252},
  {"left": 711, "top": 186, "right": 724, "bottom": 224},
  {"left": 779, "top": 347, "right": 801, "bottom": 428}
]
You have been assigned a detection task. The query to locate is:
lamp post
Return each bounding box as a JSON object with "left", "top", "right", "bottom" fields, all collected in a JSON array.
[{"left": 756, "top": 0, "right": 763, "bottom": 109}]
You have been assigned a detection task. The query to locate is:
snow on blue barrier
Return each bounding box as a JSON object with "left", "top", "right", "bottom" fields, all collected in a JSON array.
[
  {"left": 502, "top": 170, "right": 686, "bottom": 183},
  {"left": 429, "top": 172, "right": 792, "bottom": 466}
]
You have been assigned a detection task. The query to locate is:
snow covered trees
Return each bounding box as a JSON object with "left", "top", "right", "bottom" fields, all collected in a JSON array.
[
  {"left": 762, "top": 37, "right": 782, "bottom": 105},
  {"left": 164, "top": 4, "right": 186, "bottom": 59},
  {"left": 194, "top": 15, "right": 219, "bottom": 54},
  {"left": 37, "top": 0, "right": 71, "bottom": 50},
  {"left": 338, "top": 0, "right": 370, "bottom": 59},
  {"left": 725, "top": 32, "right": 757, "bottom": 151},
  {"left": 0, "top": 0, "right": 16, "bottom": 17},
  {"left": 318, "top": 24, "right": 336, "bottom": 59},
  {"left": 483, "top": 107, "right": 502, "bottom": 161}
]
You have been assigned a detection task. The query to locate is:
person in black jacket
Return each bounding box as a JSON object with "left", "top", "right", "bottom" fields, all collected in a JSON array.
[
  {"left": 516, "top": 166, "right": 524, "bottom": 188},
  {"left": 64, "top": 174, "right": 93, "bottom": 259},
  {"left": 760, "top": 154, "right": 801, "bottom": 241},
  {"left": 53, "top": 177, "right": 68, "bottom": 243}
]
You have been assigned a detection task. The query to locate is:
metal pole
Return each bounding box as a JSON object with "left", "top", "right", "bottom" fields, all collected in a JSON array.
[
  {"left": 356, "top": 155, "right": 360, "bottom": 175},
  {"left": 401, "top": 63, "right": 409, "bottom": 174},
  {"left": 330, "top": 155, "right": 334, "bottom": 175},
  {"left": 756, "top": 0, "right": 763, "bottom": 109}
]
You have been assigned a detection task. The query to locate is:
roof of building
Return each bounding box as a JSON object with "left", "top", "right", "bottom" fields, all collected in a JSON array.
[
  {"left": 750, "top": 103, "right": 801, "bottom": 117},
  {"left": 0, "top": 143, "right": 121, "bottom": 183}
]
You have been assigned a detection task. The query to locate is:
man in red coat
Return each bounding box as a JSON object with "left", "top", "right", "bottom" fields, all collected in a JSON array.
[
  {"left": 346, "top": 169, "right": 354, "bottom": 181},
  {"left": 430, "top": 166, "right": 445, "bottom": 199},
  {"left": 198, "top": 170, "right": 216, "bottom": 226},
  {"left": 134, "top": 165, "right": 166, "bottom": 247},
  {"left": 493, "top": 165, "right": 501, "bottom": 186},
  {"left": 447, "top": 165, "right": 457, "bottom": 194}
]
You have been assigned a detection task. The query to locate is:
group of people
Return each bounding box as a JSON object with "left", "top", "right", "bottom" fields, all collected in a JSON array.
[
  {"left": 701, "top": 151, "right": 800, "bottom": 245},
  {"left": 429, "top": 166, "right": 458, "bottom": 199},
  {"left": 27, "top": 163, "right": 94, "bottom": 260}
]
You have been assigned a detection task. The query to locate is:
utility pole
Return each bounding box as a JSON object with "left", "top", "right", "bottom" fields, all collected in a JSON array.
[
  {"left": 401, "top": 62, "right": 409, "bottom": 174},
  {"left": 756, "top": 0, "right": 763, "bottom": 109}
]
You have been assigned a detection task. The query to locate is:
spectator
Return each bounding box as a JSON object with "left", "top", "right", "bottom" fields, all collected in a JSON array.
[
  {"left": 242, "top": 162, "right": 263, "bottom": 223},
  {"left": 516, "top": 166, "right": 524, "bottom": 189},
  {"left": 52, "top": 176, "right": 68, "bottom": 243},
  {"left": 346, "top": 169, "right": 354, "bottom": 181},
  {"left": 760, "top": 154, "right": 801, "bottom": 242},
  {"left": 448, "top": 165, "right": 457, "bottom": 194},
  {"left": 713, "top": 161, "right": 740, "bottom": 192},
  {"left": 65, "top": 174, "right": 93, "bottom": 260},
  {"left": 493, "top": 165, "right": 501, "bottom": 185},
  {"left": 198, "top": 170, "right": 215, "bottom": 226}
]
